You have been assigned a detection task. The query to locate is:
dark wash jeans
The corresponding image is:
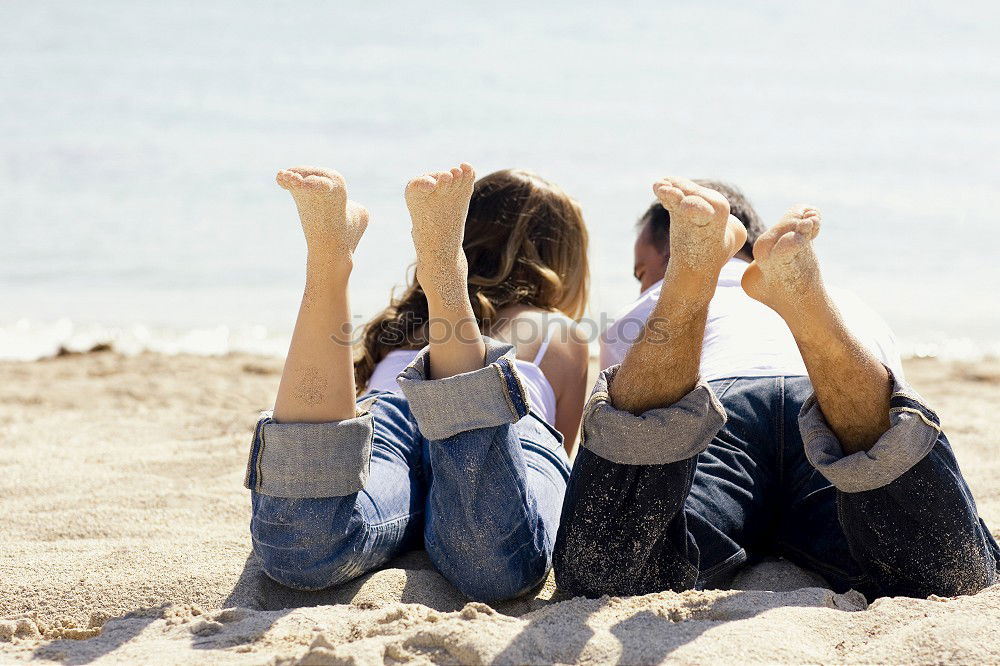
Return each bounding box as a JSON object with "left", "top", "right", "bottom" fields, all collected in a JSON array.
[{"left": 554, "top": 370, "right": 1000, "bottom": 600}]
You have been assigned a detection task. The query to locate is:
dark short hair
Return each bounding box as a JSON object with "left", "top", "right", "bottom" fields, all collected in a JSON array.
[{"left": 637, "top": 179, "right": 765, "bottom": 258}]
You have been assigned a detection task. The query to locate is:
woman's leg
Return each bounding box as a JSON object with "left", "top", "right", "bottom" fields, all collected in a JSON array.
[
  {"left": 246, "top": 167, "right": 421, "bottom": 591},
  {"left": 404, "top": 162, "right": 485, "bottom": 378},
  {"left": 398, "top": 164, "right": 570, "bottom": 601},
  {"left": 271, "top": 166, "right": 367, "bottom": 423}
]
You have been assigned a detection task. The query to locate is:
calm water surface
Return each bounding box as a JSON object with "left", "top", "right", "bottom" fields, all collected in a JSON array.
[{"left": 2, "top": 2, "right": 998, "bottom": 359}]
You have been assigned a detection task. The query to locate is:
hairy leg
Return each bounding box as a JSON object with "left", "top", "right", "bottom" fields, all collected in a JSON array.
[
  {"left": 609, "top": 178, "right": 747, "bottom": 414},
  {"left": 272, "top": 166, "right": 369, "bottom": 423},
  {"left": 404, "top": 163, "right": 485, "bottom": 379},
  {"left": 742, "top": 206, "right": 890, "bottom": 453}
]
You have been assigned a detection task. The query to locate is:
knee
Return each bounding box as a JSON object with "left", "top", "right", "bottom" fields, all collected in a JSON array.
[
  {"left": 257, "top": 552, "right": 335, "bottom": 592},
  {"left": 428, "top": 539, "right": 550, "bottom": 602},
  {"left": 252, "top": 530, "right": 366, "bottom": 591},
  {"left": 902, "top": 558, "right": 998, "bottom": 599},
  {"left": 250, "top": 495, "right": 369, "bottom": 592},
  {"left": 553, "top": 532, "right": 697, "bottom": 598}
]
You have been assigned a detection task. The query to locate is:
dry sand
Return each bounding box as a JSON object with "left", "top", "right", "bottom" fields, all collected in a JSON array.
[{"left": 1, "top": 352, "right": 998, "bottom": 664}]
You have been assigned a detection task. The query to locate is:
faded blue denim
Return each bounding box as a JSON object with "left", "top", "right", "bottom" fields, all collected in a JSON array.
[
  {"left": 244, "top": 339, "right": 570, "bottom": 602},
  {"left": 555, "top": 368, "right": 1000, "bottom": 600}
]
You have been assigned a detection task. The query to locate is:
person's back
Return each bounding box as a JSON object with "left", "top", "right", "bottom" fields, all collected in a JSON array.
[{"left": 367, "top": 307, "right": 587, "bottom": 442}]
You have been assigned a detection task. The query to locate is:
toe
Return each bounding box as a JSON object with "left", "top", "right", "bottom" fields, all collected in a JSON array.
[
  {"left": 406, "top": 176, "right": 436, "bottom": 194},
  {"left": 653, "top": 180, "right": 685, "bottom": 209},
  {"left": 796, "top": 215, "right": 821, "bottom": 239},
  {"left": 693, "top": 184, "right": 731, "bottom": 218},
  {"left": 433, "top": 171, "right": 453, "bottom": 186},
  {"left": 666, "top": 177, "right": 701, "bottom": 195},
  {"left": 459, "top": 162, "right": 475, "bottom": 180},
  {"left": 770, "top": 229, "right": 809, "bottom": 258},
  {"left": 752, "top": 225, "right": 784, "bottom": 261},
  {"left": 301, "top": 174, "right": 334, "bottom": 191},
  {"left": 678, "top": 194, "right": 716, "bottom": 219},
  {"left": 287, "top": 166, "right": 340, "bottom": 181},
  {"left": 788, "top": 204, "right": 812, "bottom": 219},
  {"left": 281, "top": 171, "right": 305, "bottom": 187},
  {"left": 348, "top": 201, "right": 370, "bottom": 228},
  {"left": 450, "top": 167, "right": 463, "bottom": 179}
]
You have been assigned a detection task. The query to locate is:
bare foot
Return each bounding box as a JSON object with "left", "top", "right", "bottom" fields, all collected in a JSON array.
[
  {"left": 276, "top": 166, "right": 369, "bottom": 260},
  {"left": 653, "top": 177, "right": 748, "bottom": 276},
  {"left": 741, "top": 205, "right": 826, "bottom": 321},
  {"left": 404, "top": 163, "right": 476, "bottom": 309}
]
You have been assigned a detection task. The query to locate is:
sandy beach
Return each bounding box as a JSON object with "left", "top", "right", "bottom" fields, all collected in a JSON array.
[{"left": 0, "top": 351, "right": 997, "bottom": 664}]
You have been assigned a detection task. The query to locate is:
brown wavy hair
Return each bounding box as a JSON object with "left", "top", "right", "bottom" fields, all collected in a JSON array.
[{"left": 354, "top": 168, "right": 590, "bottom": 393}]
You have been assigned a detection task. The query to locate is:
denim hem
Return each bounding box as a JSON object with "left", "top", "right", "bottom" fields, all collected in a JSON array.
[
  {"left": 244, "top": 408, "right": 374, "bottom": 498},
  {"left": 800, "top": 368, "right": 941, "bottom": 493},
  {"left": 696, "top": 548, "right": 748, "bottom": 589},
  {"left": 580, "top": 365, "right": 728, "bottom": 466},
  {"left": 397, "top": 337, "right": 530, "bottom": 441},
  {"left": 777, "top": 539, "right": 863, "bottom": 585}
]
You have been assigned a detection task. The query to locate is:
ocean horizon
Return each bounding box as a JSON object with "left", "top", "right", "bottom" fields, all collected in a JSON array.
[{"left": 3, "top": 1, "right": 998, "bottom": 361}]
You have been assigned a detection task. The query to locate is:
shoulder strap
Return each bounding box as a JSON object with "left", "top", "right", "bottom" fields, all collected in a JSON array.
[{"left": 532, "top": 320, "right": 558, "bottom": 365}]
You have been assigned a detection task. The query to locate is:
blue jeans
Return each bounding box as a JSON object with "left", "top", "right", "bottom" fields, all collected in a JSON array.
[
  {"left": 554, "top": 369, "right": 1000, "bottom": 599},
  {"left": 244, "top": 339, "right": 571, "bottom": 602}
]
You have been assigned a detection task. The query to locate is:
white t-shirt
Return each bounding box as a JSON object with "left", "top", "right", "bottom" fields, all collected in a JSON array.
[{"left": 600, "top": 258, "right": 904, "bottom": 382}]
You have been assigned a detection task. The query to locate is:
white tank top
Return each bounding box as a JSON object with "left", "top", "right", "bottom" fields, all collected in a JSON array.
[{"left": 366, "top": 330, "right": 559, "bottom": 426}]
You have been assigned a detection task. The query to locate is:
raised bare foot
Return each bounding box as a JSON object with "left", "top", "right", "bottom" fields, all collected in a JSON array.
[
  {"left": 653, "top": 177, "right": 748, "bottom": 276},
  {"left": 276, "top": 166, "right": 369, "bottom": 260},
  {"left": 404, "top": 163, "right": 476, "bottom": 309},
  {"left": 741, "top": 205, "right": 826, "bottom": 321}
]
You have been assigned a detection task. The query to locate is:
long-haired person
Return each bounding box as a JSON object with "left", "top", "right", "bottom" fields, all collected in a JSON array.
[{"left": 243, "top": 163, "right": 590, "bottom": 601}]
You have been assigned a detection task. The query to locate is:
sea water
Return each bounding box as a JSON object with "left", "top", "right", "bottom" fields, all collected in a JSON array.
[{"left": 2, "top": 1, "right": 998, "bottom": 360}]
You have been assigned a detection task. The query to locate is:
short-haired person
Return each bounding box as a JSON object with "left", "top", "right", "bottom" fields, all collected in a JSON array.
[{"left": 554, "top": 177, "right": 999, "bottom": 599}]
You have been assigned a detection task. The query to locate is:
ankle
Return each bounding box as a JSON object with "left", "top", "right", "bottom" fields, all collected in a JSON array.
[
  {"left": 783, "top": 297, "right": 844, "bottom": 348},
  {"left": 306, "top": 249, "right": 353, "bottom": 277},
  {"left": 417, "top": 259, "right": 467, "bottom": 299},
  {"left": 664, "top": 263, "right": 720, "bottom": 302}
]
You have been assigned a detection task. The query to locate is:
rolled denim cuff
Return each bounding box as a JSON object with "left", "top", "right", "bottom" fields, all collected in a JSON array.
[
  {"left": 243, "top": 405, "right": 375, "bottom": 498},
  {"left": 580, "top": 365, "right": 728, "bottom": 466},
  {"left": 397, "top": 337, "right": 530, "bottom": 441},
  {"left": 801, "top": 369, "right": 943, "bottom": 493}
]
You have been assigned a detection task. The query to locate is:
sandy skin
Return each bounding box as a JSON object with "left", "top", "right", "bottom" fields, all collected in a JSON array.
[
  {"left": 741, "top": 205, "right": 824, "bottom": 320},
  {"left": 403, "top": 162, "right": 486, "bottom": 379},
  {"left": 404, "top": 163, "right": 477, "bottom": 310},
  {"left": 609, "top": 177, "right": 747, "bottom": 414},
  {"left": 275, "top": 166, "right": 369, "bottom": 261},
  {"left": 272, "top": 166, "right": 370, "bottom": 423},
  {"left": 741, "top": 204, "right": 892, "bottom": 452}
]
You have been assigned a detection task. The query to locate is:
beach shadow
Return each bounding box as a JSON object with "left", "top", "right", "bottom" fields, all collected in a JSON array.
[
  {"left": 490, "top": 589, "right": 595, "bottom": 665},
  {"left": 609, "top": 608, "right": 709, "bottom": 665},
  {"left": 491, "top": 585, "right": 865, "bottom": 665},
  {"left": 189, "top": 549, "right": 471, "bottom": 652},
  {"left": 30, "top": 604, "right": 168, "bottom": 666},
  {"left": 198, "top": 553, "right": 858, "bottom": 662},
  {"left": 221, "top": 549, "right": 467, "bottom": 613}
]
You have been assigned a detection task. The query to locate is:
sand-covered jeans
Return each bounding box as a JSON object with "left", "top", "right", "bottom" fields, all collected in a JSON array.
[
  {"left": 554, "top": 367, "right": 1000, "bottom": 600},
  {"left": 244, "top": 338, "right": 570, "bottom": 602}
]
